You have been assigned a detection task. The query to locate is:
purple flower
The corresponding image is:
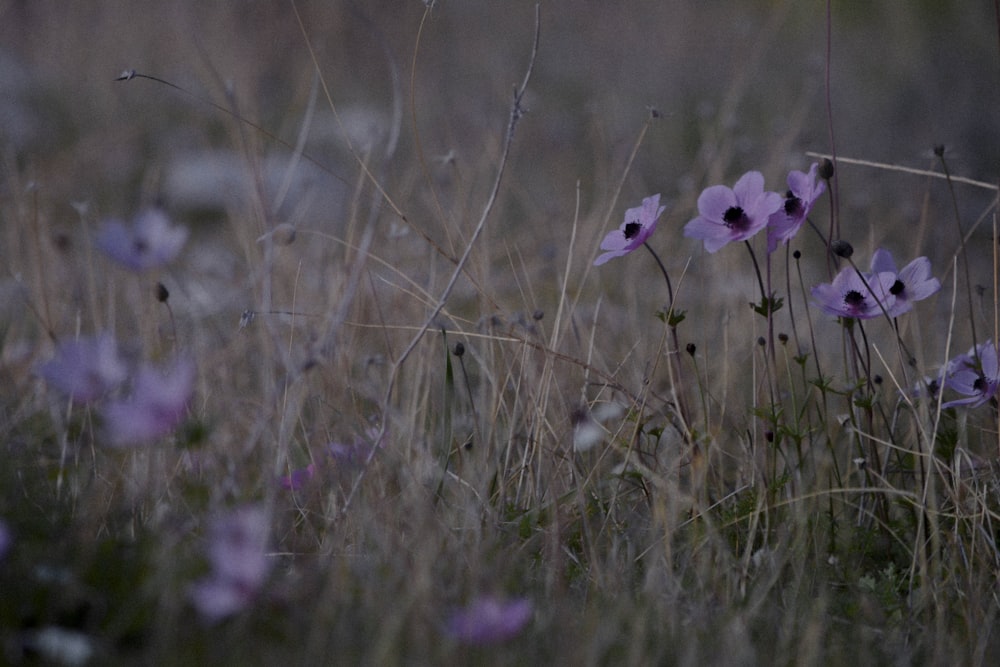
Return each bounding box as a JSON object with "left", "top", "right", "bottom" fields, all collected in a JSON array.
[
  {"left": 445, "top": 596, "right": 533, "bottom": 644},
  {"left": 37, "top": 334, "right": 128, "bottom": 404},
  {"left": 279, "top": 463, "right": 315, "bottom": 490},
  {"left": 811, "top": 266, "right": 896, "bottom": 320},
  {"left": 766, "top": 163, "right": 825, "bottom": 253},
  {"left": 684, "top": 171, "right": 783, "bottom": 253},
  {"left": 0, "top": 519, "right": 10, "bottom": 561},
  {"left": 327, "top": 426, "right": 386, "bottom": 465},
  {"left": 943, "top": 341, "right": 1000, "bottom": 408},
  {"left": 190, "top": 506, "right": 272, "bottom": 624},
  {"left": 869, "top": 248, "right": 941, "bottom": 317},
  {"left": 594, "top": 194, "right": 665, "bottom": 265},
  {"left": 96, "top": 209, "right": 188, "bottom": 271},
  {"left": 103, "top": 357, "right": 194, "bottom": 445}
]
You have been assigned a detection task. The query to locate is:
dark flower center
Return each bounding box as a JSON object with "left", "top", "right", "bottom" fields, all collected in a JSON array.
[
  {"left": 889, "top": 279, "right": 905, "bottom": 296},
  {"left": 723, "top": 206, "right": 749, "bottom": 230},
  {"left": 783, "top": 192, "right": 803, "bottom": 217},
  {"left": 974, "top": 376, "right": 988, "bottom": 394},
  {"left": 843, "top": 290, "right": 866, "bottom": 307},
  {"left": 623, "top": 221, "right": 642, "bottom": 240},
  {"left": 132, "top": 239, "right": 148, "bottom": 254}
]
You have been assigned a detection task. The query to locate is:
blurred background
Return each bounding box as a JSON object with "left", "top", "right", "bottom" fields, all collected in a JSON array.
[{"left": 2, "top": 0, "right": 998, "bottom": 366}]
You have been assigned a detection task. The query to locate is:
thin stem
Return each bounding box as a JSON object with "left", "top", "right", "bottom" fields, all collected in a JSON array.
[
  {"left": 341, "top": 3, "right": 543, "bottom": 517},
  {"left": 643, "top": 242, "right": 674, "bottom": 310},
  {"left": 937, "top": 149, "right": 980, "bottom": 355}
]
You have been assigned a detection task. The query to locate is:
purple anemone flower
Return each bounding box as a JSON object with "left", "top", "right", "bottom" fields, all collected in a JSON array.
[
  {"left": 37, "top": 334, "right": 128, "bottom": 404},
  {"left": 869, "top": 248, "right": 941, "bottom": 317},
  {"left": 96, "top": 209, "right": 188, "bottom": 271},
  {"left": 766, "top": 163, "right": 825, "bottom": 253},
  {"left": 811, "top": 266, "right": 896, "bottom": 320},
  {"left": 594, "top": 194, "right": 665, "bottom": 266},
  {"left": 684, "top": 171, "right": 783, "bottom": 253},
  {"left": 444, "top": 596, "right": 533, "bottom": 645},
  {"left": 103, "top": 357, "right": 194, "bottom": 446},
  {"left": 189, "top": 506, "right": 272, "bottom": 624},
  {"left": 942, "top": 341, "right": 1000, "bottom": 408}
]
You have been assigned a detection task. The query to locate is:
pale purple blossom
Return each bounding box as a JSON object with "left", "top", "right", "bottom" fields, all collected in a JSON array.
[
  {"left": 103, "top": 357, "right": 194, "bottom": 446},
  {"left": 96, "top": 209, "right": 188, "bottom": 271},
  {"left": 327, "top": 426, "right": 386, "bottom": 465},
  {"left": 279, "top": 463, "right": 315, "bottom": 490},
  {"left": 811, "top": 266, "right": 897, "bottom": 320},
  {"left": 594, "top": 194, "right": 664, "bottom": 265},
  {"left": 37, "top": 334, "right": 128, "bottom": 404},
  {"left": 766, "top": 163, "right": 825, "bottom": 253},
  {"left": 684, "top": 171, "right": 783, "bottom": 253},
  {"left": 869, "top": 248, "right": 941, "bottom": 317},
  {"left": 942, "top": 341, "right": 1000, "bottom": 409},
  {"left": 190, "top": 506, "right": 272, "bottom": 624},
  {"left": 444, "top": 596, "right": 533, "bottom": 644}
]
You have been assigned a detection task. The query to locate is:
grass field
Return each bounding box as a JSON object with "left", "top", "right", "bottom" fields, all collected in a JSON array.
[{"left": 3, "top": 2, "right": 1000, "bottom": 664}]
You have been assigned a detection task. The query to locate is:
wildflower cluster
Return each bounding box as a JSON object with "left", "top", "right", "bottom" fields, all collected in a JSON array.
[
  {"left": 591, "top": 161, "right": 1000, "bottom": 414},
  {"left": 37, "top": 333, "right": 193, "bottom": 446}
]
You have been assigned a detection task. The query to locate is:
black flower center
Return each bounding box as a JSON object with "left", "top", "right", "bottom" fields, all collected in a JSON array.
[
  {"left": 889, "top": 279, "right": 905, "bottom": 296},
  {"left": 723, "top": 206, "right": 749, "bottom": 230},
  {"left": 132, "top": 239, "right": 148, "bottom": 255},
  {"left": 974, "top": 376, "right": 988, "bottom": 393},
  {"left": 623, "top": 221, "right": 642, "bottom": 240},
  {"left": 783, "top": 192, "right": 803, "bottom": 217},
  {"left": 844, "top": 290, "right": 865, "bottom": 307}
]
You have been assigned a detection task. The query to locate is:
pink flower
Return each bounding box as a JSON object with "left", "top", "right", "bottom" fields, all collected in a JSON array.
[
  {"left": 190, "top": 506, "right": 272, "bottom": 623},
  {"left": 103, "top": 358, "right": 194, "bottom": 445},
  {"left": 684, "top": 171, "right": 782, "bottom": 253},
  {"left": 37, "top": 334, "right": 128, "bottom": 404},
  {"left": 444, "top": 596, "right": 533, "bottom": 644},
  {"left": 594, "top": 194, "right": 665, "bottom": 265},
  {"left": 96, "top": 209, "right": 188, "bottom": 271}
]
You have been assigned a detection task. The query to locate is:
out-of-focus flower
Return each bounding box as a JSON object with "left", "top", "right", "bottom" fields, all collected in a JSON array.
[
  {"left": 0, "top": 518, "right": 10, "bottom": 561},
  {"left": 811, "top": 266, "right": 896, "bottom": 320},
  {"left": 37, "top": 334, "right": 128, "bottom": 404},
  {"left": 766, "top": 163, "right": 825, "bottom": 253},
  {"left": 96, "top": 208, "right": 188, "bottom": 271},
  {"left": 25, "top": 627, "right": 94, "bottom": 667},
  {"left": 869, "top": 248, "right": 941, "bottom": 317},
  {"left": 684, "top": 171, "right": 782, "bottom": 253},
  {"left": 327, "top": 426, "right": 386, "bottom": 465},
  {"left": 190, "top": 506, "right": 272, "bottom": 624},
  {"left": 103, "top": 357, "right": 194, "bottom": 445},
  {"left": 594, "top": 194, "right": 665, "bottom": 265},
  {"left": 943, "top": 341, "right": 1000, "bottom": 409},
  {"left": 572, "top": 402, "right": 625, "bottom": 452},
  {"left": 444, "top": 595, "right": 533, "bottom": 644},
  {"left": 279, "top": 463, "right": 315, "bottom": 490}
]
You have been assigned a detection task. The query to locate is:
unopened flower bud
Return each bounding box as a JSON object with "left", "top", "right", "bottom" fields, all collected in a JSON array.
[
  {"left": 818, "top": 158, "right": 835, "bottom": 180},
  {"left": 831, "top": 240, "right": 854, "bottom": 258}
]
